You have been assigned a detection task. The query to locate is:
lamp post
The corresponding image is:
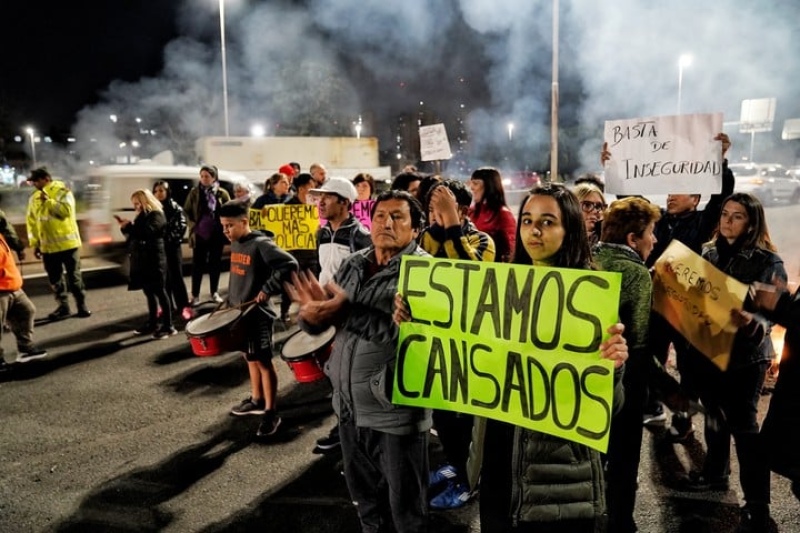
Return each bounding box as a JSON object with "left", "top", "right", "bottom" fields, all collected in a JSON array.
[
  {"left": 677, "top": 53, "right": 692, "bottom": 115},
  {"left": 507, "top": 122, "right": 514, "bottom": 141},
  {"left": 355, "top": 115, "right": 363, "bottom": 138},
  {"left": 25, "top": 127, "right": 37, "bottom": 168},
  {"left": 219, "top": 0, "right": 230, "bottom": 137}
]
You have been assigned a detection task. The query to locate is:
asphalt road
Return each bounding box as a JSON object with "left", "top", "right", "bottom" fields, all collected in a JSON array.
[{"left": 1, "top": 200, "right": 799, "bottom": 533}]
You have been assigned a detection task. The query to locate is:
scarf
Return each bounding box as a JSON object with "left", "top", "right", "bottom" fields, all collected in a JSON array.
[
  {"left": 205, "top": 184, "right": 217, "bottom": 213},
  {"left": 714, "top": 234, "right": 747, "bottom": 269}
]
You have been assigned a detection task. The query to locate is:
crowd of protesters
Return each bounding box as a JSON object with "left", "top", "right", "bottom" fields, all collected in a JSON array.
[{"left": 6, "top": 142, "right": 799, "bottom": 533}]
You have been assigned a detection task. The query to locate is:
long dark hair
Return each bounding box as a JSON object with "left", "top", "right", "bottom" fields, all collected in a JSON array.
[
  {"left": 152, "top": 180, "right": 172, "bottom": 200},
  {"left": 512, "top": 184, "right": 593, "bottom": 269},
  {"left": 470, "top": 167, "right": 508, "bottom": 214},
  {"left": 712, "top": 192, "right": 777, "bottom": 252}
]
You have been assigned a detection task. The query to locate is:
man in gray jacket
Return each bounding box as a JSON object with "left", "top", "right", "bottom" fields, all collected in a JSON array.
[{"left": 287, "top": 190, "right": 431, "bottom": 533}]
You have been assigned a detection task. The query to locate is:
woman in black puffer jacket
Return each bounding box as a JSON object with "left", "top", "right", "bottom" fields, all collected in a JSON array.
[{"left": 153, "top": 181, "right": 191, "bottom": 320}]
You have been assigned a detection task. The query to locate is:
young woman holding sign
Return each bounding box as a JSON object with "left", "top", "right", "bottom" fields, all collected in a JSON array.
[
  {"left": 479, "top": 183, "right": 628, "bottom": 533},
  {"left": 393, "top": 183, "right": 628, "bottom": 531},
  {"left": 681, "top": 192, "right": 786, "bottom": 532}
]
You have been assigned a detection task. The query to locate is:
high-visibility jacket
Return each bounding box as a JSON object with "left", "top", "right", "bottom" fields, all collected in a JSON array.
[
  {"left": 26, "top": 179, "right": 82, "bottom": 253},
  {"left": 0, "top": 234, "right": 23, "bottom": 292}
]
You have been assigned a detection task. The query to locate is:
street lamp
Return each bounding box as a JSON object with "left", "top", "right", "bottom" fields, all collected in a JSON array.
[
  {"left": 507, "top": 122, "right": 515, "bottom": 141},
  {"left": 354, "top": 115, "right": 363, "bottom": 138},
  {"left": 219, "top": 0, "right": 230, "bottom": 137},
  {"left": 25, "top": 127, "right": 37, "bottom": 168},
  {"left": 677, "top": 53, "right": 692, "bottom": 115},
  {"left": 250, "top": 124, "right": 265, "bottom": 137}
]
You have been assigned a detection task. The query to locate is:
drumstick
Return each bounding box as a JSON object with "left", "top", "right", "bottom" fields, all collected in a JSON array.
[{"left": 209, "top": 299, "right": 258, "bottom": 316}]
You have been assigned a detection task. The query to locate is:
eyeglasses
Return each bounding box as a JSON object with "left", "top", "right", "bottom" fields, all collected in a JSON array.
[{"left": 580, "top": 201, "right": 606, "bottom": 213}]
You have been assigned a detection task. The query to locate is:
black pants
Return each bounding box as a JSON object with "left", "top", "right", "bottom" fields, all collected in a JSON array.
[
  {"left": 431, "top": 409, "right": 473, "bottom": 484},
  {"left": 191, "top": 235, "right": 224, "bottom": 297},
  {"left": 698, "top": 357, "right": 770, "bottom": 506},
  {"left": 42, "top": 248, "right": 87, "bottom": 308},
  {"left": 143, "top": 282, "right": 172, "bottom": 330},
  {"left": 646, "top": 313, "right": 698, "bottom": 407},
  {"left": 339, "top": 419, "right": 429, "bottom": 533},
  {"left": 606, "top": 360, "right": 648, "bottom": 532},
  {"left": 164, "top": 244, "right": 189, "bottom": 310}
]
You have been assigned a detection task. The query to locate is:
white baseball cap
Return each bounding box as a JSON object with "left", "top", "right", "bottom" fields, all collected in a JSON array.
[{"left": 310, "top": 177, "right": 357, "bottom": 203}]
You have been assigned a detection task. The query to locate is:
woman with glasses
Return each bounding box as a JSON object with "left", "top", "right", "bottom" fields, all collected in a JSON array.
[{"left": 572, "top": 182, "right": 606, "bottom": 246}]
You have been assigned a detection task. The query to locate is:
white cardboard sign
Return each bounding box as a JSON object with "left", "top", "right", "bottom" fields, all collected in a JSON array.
[
  {"left": 603, "top": 113, "right": 723, "bottom": 196},
  {"left": 419, "top": 123, "right": 452, "bottom": 161}
]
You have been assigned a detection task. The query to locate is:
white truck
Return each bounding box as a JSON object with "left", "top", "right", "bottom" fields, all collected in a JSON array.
[
  {"left": 194, "top": 136, "right": 392, "bottom": 184},
  {"left": 83, "top": 163, "right": 255, "bottom": 268}
]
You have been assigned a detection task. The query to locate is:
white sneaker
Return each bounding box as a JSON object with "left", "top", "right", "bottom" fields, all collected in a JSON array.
[
  {"left": 211, "top": 292, "right": 223, "bottom": 304},
  {"left": 189, "top": 295, "right": 201, "bottom": 307}
]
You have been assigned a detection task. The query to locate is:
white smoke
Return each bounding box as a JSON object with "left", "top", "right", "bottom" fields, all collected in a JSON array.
[{"left": 71, "top": 0, "right": 799, "bottom": 170}]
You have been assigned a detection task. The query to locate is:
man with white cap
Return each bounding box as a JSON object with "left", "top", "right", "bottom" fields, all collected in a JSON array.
[
  {"left": 308, "top": 177, "right": 371, "bottom": 454},
  {"left": 311, "top": 177, "right": 371, "bottom": 286}
]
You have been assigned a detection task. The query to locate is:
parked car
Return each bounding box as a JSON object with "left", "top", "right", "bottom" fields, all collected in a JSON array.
[
  {"left": 730, "top": 163, "right": 800, "bottom": 205},
  {"left": 502, "top": 170, "right": 541, "bottom": 191}
]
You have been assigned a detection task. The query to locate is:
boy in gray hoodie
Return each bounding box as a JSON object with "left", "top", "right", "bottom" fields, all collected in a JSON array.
[{"left": 219, "top": 202, "right": 298, "bottom": 437}]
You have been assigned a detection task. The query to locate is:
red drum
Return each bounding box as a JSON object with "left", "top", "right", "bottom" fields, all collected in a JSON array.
[
  {"left": 280, "top": 327, "right": 336, "bottom": 383},
  {"left": 185, "top": 308, "right": 243, "bottom": 357}
]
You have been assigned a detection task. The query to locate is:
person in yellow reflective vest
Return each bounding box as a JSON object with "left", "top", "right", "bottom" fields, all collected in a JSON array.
[{"left": 26, "top": 167, "right": 91, "bottom": 320}]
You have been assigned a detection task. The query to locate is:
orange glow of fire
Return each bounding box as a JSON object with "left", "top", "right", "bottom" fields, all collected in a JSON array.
[{"left": 769, "top": 325, "right": 786, "bottom": 378}]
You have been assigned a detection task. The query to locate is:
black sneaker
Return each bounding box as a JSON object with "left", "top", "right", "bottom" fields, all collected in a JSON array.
[
  {"left": 152, "top": 327, "right": 178, "bottom": 340},
  {"left": 48, "top": 306, "right": 71, "bottom": 320},
  {"left": 667, "top": 413, "right": 695, "bottom": 443},
  {"left": 678, "top": 471, "right": 730, "bottom": 492},
  {"left": 230, "top": 397, "right": 266, "bottom": 416},
  {"left": 0, "top": 359, "right": 10, "bottom": 372},
  {"left": 17, "top": 347, "right": 48, "bottom": 363},
  {"left": 134, "top": 323, "right": 157, "bottom": 335},
  {"left": 256, "top": 412, "right": 282, "bottom": 437},
  {"left": 735, "top": 504, "right": 770, "bottom": 532},
  {"left": 642, "top": 409, "right": 667, "bottom": 425},
  {"left": 313, "top": 427, "right": 341, "bottom": 453},
  {"left": 76, "top": 306, "right": 92, "bottom": 318}
]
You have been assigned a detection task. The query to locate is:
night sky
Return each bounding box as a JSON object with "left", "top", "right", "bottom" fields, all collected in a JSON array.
[
  {"left": 2, "top": 1, "right": 799, "bottom": 170},
  {"left": 3, "top": 2, "right": 181, "bottom": 134}
]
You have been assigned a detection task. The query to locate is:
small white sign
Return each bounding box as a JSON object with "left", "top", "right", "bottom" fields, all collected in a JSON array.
[
  {"left": 603, "top": 112, "right": 723, "bottom": 196},
  {"left": 419, "top": 123, "right": 452, "bottom": 161},
  {"left": 740, "top": 98, "right": 776, "bottom": 133},
  {"left": 782, "top": 118, "right": 800, "bottom": 140}
]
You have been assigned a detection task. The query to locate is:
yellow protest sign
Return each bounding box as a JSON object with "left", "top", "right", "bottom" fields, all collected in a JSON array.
[
  {"left": 393, "top": 256, "right": 622, "bottom": 453},
  {"left": 652, "top": 240, "right": 748, "bottom": 370},
  {"left": 249, "top": 205, "right": 319, "bottom": 250}
]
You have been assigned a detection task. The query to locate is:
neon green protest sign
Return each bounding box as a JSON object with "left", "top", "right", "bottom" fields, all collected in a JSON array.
[{"left": 393, "top": 256, "right": 622, "bottom": 452}]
